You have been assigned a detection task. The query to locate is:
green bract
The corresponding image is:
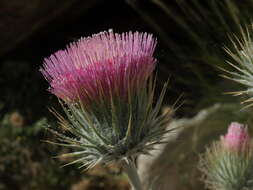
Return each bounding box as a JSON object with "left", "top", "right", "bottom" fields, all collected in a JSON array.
[
  {"left": 199, "top": 141, "right": 253, "bottom": 190},
  {"left": 47, "top": 77, "right": 173, "bottom": 169},
  {"left": 222, "top": 25, "right": 253, "bottom": 108}
]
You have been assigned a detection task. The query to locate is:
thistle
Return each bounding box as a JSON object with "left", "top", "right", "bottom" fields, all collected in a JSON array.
[
  {"left": 199, "top": 122, "right": 253, "bottom": 190},
  {"left": 222, "top": 24, "right": 253, "bottom": 108},
  {"left": 41, "top": 30, "right": 173, "bottom": 190},
  {"left": 222, "top": 122, "right": 250, "bottom": 151}
]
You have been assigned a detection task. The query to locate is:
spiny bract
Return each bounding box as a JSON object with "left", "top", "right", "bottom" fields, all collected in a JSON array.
[
  {"left": 222, "top": 24, "right": 253, "bottom": 108},
  {"left": 199, "top": 122, "right": 253, "bottom": 190}
]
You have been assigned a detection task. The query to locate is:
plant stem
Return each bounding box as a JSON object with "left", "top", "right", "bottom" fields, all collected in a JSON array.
[{"left": 122, "top": 157, "right": 143, "bottom": 190}]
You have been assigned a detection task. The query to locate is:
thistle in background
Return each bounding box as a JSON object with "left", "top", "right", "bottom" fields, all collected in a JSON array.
[
  {"left": 199, "top": 122, "right": 253, "bottom": 190},
  {"left": 222, "top": 24, "right": 253, "bottom": 108},
  {"left": 222, "top": 122, "right": 250, "bottom": 151},
  {"left": 41, "top": 30, "right": 173, "bottom": 190}
]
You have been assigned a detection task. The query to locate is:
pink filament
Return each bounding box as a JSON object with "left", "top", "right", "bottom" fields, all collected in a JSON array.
[
  {"left": 223, "top": 122, "right": 250, "bottom": 151},
  {"left": 40, "top": 30, "right": 157, "bottom": 105}
]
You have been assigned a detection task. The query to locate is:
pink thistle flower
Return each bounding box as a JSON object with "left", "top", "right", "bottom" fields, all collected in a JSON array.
[
  {"left": 40, "top": 29, "right": 157, "bottom": 105},
  {"left": 222, "top": 122, "right": 250, "bottom": 151},
  {"left": 41, "top": 30, "right": 173, "bottom": 189}
]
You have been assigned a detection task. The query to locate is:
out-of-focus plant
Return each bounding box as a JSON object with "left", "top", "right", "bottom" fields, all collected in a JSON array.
[
  {"left": 199, "top": 122, "right": 253, "bottom": 190},
  {"left": 0, "top": 112, "right": 129, "bottom": 190},
  {"left": 0, "top": 113, "right": 75, "bottom": 190},
  {"left": 221, "top": 24, "right": 253, "bottom": 108},
  {"left": 126, "top": 0, "right": 253, "bottom": 112},
  {"left": 41, "top": 30, "right": 175, "bottom": 190}
]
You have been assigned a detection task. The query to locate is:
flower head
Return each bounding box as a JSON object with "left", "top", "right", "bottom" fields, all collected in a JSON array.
[
  {"left": 42, "top": 30, "right": 173, "bottom": 170},
  {"left": 199, "top": 122, "right": 253, "bottom": 190},
  {"left": 40, "top": 29, "right": 157, "bottom": 106},
  {"left": 222, "top": 122, "right": 250, "bottom": 151}
]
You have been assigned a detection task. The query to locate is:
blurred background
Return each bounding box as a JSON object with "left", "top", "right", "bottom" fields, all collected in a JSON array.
[{"left": 1, "top": 0, "right": 253, "bottom": 189}]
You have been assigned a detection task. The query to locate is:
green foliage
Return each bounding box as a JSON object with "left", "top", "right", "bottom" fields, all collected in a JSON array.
[{"left": 0, "top": 113, "right": 81, "bottom": 190}]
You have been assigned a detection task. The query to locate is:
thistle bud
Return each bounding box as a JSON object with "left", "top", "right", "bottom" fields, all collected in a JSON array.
[
  {"left": 199, "top": 122, "right": 253, "bottom": 190},
  {"left": 222, "top": 122, "right": 250, "bottom": 151}
]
